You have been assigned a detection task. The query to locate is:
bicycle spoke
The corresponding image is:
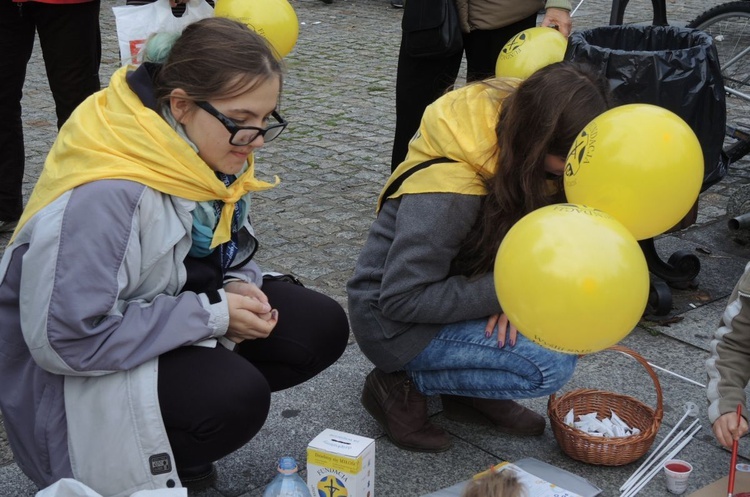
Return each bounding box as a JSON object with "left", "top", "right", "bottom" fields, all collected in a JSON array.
[{"left": 690, "top": 2, "right": 750, "bottom": 161}]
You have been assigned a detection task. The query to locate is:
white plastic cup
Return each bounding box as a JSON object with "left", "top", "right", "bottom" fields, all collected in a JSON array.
[{"left": 663, "top": 459, "right": 693, "bottom": 494}]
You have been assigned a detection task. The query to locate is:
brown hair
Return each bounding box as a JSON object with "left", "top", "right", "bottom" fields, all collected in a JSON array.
[
  {"left": 461, "top": 470, "right": 526, "bottom": 497},
  {"left": 151, "top": 17, "right": 284, "bottom": 107},
  {"left": 457, "top": 61, "right": 614, "bottom": 276}
]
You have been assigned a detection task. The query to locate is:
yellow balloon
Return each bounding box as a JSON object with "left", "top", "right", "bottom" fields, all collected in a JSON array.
[
  {"left": 495, "top": 27, "right": 568, "bottom": 79},
  {"left": 564, "top": 103, "right": 704, "bottom": 240},
  {"left": 494, "top": 204, "right": 649, "bottom": 355},
  {"left": 214, "top": 0, "right": 299, "bottom": 58}
]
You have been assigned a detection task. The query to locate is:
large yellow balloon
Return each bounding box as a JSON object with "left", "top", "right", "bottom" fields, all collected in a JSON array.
[
  {"left": 495, "top": 27, "right": 568, "bottom": 79},
  {"left": 214, "top": 0, "right": 299, "bottom": 58},
  {"left": 494, "top": 204, "right": 649, "bottom": 355},
  {"left": 564, "top": 103, "right": 704, "bottom": 240}
]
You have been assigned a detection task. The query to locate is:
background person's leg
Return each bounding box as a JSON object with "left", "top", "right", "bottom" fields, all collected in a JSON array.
[
  {"left": 390, "top": 41, "right": 463, "bottom": 171},
  {"left": 35, "top": 0, "right": 101, "bottom": 129},
  {"left": 463, "top": 14, "right": 537, "bottom": 82},
  {"left": 0, "top": 0, "right": 36, "bottom": 227}
]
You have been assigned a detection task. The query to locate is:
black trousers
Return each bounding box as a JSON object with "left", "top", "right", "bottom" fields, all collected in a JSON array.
[
  {"left": 157, "top": 279, "right": 350, "bottom": 468},
  {"left": 390, "top": 14, "right": 537, "bottom": 172},
  {"left": 0, "top": 0, "right": 101, "bottom": 222}
]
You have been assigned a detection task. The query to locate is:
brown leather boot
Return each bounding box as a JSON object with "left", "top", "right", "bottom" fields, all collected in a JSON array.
[
  {"left": 441, "top": 395, "right": 545, "bottom": 435},
  {"left": 361, "top": 368, "right": 452, "bottom": 452}
]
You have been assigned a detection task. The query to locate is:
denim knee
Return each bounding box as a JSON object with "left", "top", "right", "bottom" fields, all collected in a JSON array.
[{"left": 537, "top": 353, "right": 578, "bottom": 396}]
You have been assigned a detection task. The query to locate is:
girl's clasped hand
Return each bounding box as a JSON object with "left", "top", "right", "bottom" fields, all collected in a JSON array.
[{"left": 224, "top": 281, "right": 279, "bottom": 342}]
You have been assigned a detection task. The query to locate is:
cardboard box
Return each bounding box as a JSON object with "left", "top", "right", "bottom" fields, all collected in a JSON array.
[
  {"left": 307, "top": 429, "right": 375, "bottom": 497},
  {"left": 687, "top": 467, "right": 750, "bottom": 497}
]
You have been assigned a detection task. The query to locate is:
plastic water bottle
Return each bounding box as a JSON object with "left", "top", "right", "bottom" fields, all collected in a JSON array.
[{"left": 262, "top": 456, "right": 312, "bottom": 497}]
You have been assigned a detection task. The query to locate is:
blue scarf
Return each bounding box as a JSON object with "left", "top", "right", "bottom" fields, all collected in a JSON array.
[{"left": 189, "top": 172, "right": 248, "bottom": 271}]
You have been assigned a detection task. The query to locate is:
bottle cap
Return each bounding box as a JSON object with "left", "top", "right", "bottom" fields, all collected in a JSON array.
[{"left": 278, "top": 456, "right": 298, "bottom": 474}]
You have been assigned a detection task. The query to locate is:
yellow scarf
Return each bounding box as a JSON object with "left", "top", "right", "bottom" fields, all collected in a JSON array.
[
  {"left": 378, "top": 80, "right": 515, "bottom": 212},
  {"left": 13, "top": 66, "right": 278, "bottom": 248}
]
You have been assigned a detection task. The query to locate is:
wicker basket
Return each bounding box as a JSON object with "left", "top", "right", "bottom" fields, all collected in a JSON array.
[{"left": 547, "top": 345, "right": 664, "bottom": 466}]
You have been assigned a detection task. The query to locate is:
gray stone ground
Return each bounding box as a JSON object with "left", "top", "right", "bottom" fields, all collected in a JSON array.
[{"left": 4, "top": 0, "right": 750, "bottom": 495}]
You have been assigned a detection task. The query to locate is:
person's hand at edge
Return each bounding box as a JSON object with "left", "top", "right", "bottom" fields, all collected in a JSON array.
[
  {"left": 542, "top": 8, "right": 572, "bottom": 37},
  {"left": 713, "top": 411, "right": 749, "bottom": 448},
  {"left": 485, "top": 313, "right": 518, "bottom": 348}
]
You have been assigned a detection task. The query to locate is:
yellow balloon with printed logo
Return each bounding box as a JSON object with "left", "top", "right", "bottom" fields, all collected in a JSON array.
[
  {"left": 214, "top": 0, "right": 299, "bottom": 58},
  {"left": 495, "top": 27, "right": 568, "bottom": 79},
  {"left": 563, "top": 103, "right": 704, "bottom": 240},
  {"left": 494, "top": 204, "right": 649, "bottom": 355}
]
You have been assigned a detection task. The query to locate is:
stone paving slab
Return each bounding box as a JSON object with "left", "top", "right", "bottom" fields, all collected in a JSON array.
[{"left": 5, "top": 0, "right": 750, "bottom": 495}]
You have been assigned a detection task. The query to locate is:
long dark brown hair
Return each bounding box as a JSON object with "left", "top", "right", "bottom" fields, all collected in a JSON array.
[{"left": 458, "top": 61, "right": 614, "bottom": 276}]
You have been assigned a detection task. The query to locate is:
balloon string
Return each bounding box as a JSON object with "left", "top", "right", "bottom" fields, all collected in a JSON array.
[{"left": 571, "top": 0, "right": 585, "bottom": 17}]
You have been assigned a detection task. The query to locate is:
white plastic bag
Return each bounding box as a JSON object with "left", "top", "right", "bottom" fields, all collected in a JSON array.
[{"left": 112, "top": 0, "right": 214, "bottom": 66}]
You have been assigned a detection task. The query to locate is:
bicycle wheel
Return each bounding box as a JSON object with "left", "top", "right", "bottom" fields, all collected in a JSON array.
[{"left": 689, "top": 2, "right": 750, "bottom": 161}]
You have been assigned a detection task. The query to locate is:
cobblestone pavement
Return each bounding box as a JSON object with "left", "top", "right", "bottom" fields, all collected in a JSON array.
[{"left": 4, "top": 0, "right": 750, "bottom": 495}]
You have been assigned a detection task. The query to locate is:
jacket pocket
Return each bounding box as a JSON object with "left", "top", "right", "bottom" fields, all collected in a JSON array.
[{"left": 33, "top": 384, "right": 58, "bottom": 477}]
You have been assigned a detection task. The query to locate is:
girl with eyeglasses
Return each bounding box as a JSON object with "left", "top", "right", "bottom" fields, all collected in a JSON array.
[
  {"left": 347, "top": 61, "right": 614, "bottom": 453},
  {"left": 0, "top": 17, "right": 348, "bottom": 494}
]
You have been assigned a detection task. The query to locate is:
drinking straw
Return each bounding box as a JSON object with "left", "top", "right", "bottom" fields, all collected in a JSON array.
[
  {"left": 647, "top": 362, "right": 706, "bottom": 388},
  {"left": 621, "top": 419, "right": 700, "bottom": 494},
  {"left": 620, "top": 429, "right": 686, "bottom": 493},
  {"left": 623, "top": 424, "right": 701, "bottom": 497},
  {"left": 620, "top": 406, "right": 698, "bottom": 492},
  {"left": 620, "top": 424, "right": 701, "bottom": 497},
  {"left": 728, "top": 403, "right": 743, "bottom": 497},
  {"left": 616, "top": 350, "right": 706, "bottom": 387}
]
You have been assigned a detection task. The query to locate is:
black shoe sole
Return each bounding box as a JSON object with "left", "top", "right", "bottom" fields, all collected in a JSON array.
[{"left": 361, "top": 382, "right": 451, "bottom": 453}]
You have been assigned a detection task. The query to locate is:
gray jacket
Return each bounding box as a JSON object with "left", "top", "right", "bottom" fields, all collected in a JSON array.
[
  {"left": 346, "top": 192, "right": 501, "bottom": 372},
  {"left": 454, "top": 0, "right": 572, "bottom": 33},
  {"left": 0, "top": 179, "right": 261, "bottom": 495},
  {"left": 707, "top": 261, "right": 750, "bottom": 424}
]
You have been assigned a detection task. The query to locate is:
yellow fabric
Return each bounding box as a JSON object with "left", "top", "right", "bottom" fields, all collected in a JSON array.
[
  {"left": 13, "top": 66, "right": 278, "bottom": 248},
  {"left": 378, "top": 80, "right": 515, "bottom": 212}
]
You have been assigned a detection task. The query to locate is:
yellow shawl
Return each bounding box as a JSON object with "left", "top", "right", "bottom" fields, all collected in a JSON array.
[
  {"left": 13, "top": 66, "right": 278, "bottom": 248},
  {"left": 378, "top": 80, "right": 515, "bottom": 212}
]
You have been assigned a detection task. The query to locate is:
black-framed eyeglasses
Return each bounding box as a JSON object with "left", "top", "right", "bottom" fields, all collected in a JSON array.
[{"left": 195, "top": 101, "right": 288, "bottom": 146}]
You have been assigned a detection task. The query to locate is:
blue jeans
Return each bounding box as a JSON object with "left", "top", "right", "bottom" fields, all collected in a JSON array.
[{"left": 404, "top": 319, "right": 578, "bottom": 398}]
